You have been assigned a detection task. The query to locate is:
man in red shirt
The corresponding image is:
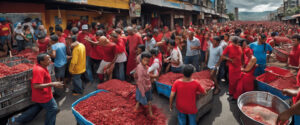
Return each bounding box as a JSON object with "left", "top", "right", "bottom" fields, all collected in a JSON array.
[
  {"left": 111, "top": 32, "right": 127, "bottom": 81},
  {"left": 55, "top": 25, "right": 66, "bottom": 45},
  {"left": 169, "top": 64, "right": 206, "bottom": 125},
  {"left": 288, "top": 34, "right": 300, "bottom": 69},
  {"left": 77, "top": 24, "right": 95, "bottom": 83},
  {"left": 14, "top": 54, "right": 63, "bottom": 125},
  {"left": 96, "top": 36, "right": 117, "bottom": 81},
  {"left": 126, "top": 26, "right": 143, "bottom": 77}
]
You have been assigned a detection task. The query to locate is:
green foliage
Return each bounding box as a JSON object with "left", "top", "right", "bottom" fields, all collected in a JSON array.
[{"left": 228, "top": 13, "right": 235, "bottom": 21}]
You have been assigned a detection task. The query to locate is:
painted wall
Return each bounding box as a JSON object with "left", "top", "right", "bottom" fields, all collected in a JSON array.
[{"left": 88, "top": 0, "right": 130, "bottom": 9}]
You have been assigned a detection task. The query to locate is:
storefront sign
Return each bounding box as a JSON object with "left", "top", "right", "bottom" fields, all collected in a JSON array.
[
  {"left": 184, "top": 4, "right": 193, "bottom": 11},
  {"left": 129, "top": 0, "right": 141, "bottom": 17}
]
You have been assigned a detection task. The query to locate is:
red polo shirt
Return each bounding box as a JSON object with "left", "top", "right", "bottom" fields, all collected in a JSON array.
[
  {"left": 31, "top": 64, "right": 53, "bottom": 103},
  {"left": 171, "top": 79, "right": 205, "bottom": 114}
]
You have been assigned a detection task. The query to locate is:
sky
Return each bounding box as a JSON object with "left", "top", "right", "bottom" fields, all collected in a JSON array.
[{"left": 226, "top": 0, "right": 283, "bottom": 12}]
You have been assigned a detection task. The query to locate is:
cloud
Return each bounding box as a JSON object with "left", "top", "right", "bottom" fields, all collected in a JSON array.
[{"left": 226, "top": 0, "right": 282, "bottom": 12}]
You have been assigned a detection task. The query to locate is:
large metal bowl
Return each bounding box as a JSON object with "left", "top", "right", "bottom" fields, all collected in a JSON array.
[{"left": 237, "top": 91, "right": 292, "bottom": 125}]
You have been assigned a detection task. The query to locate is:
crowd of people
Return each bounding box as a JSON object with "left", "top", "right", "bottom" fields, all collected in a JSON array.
[{"left": 2, "top": 19, "right": 300, "bottom": 125}]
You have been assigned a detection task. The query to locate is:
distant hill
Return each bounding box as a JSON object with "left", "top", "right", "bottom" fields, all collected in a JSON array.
[{"left": 238, "top": 11, "right": 273, "bottom": 21}]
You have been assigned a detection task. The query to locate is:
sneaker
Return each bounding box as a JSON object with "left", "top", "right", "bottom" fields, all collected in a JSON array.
[{"left": 64, "top": 88, "right": 70, "bottom": 93}]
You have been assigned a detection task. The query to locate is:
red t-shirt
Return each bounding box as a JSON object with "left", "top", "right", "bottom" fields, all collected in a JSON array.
[
  {"left": 223, "top": 44, "right": 242, "bottom": 69},
  {"left": 0, "top": 23, "right": 10, "bottom": 36},
  {"left": 115, "top": 38, "right": 126, "bottom": 54},
  {"left": 77, "top": 32, "right": 95, "bottom": 57},
  {"left": 31, "top": 64, "right": 53, "bottom": 103},
  {"left": 153, "top": 33, "right": 164, "bottom": 42},
  {"left": 289, "top": 44, "right": 300, "bottom": 67},
  {"left": 38, "top": 37, "right": 50, "bottom": 53},
  {"left": 63, "top": 30, "right": 70, "bottom": 38},
  {"left": 200, "top": 39, "right": 208, "bottom": 51},
  {"left": 171, "top": 79, "right": 205, "bottom": 114},
  {"left": 87, "top": 35, "right": 99, "bottom": 59},
  {"left": 102, "top": 42, "right": 117, "bottom": 62},
  {"left": 58, "top": 35, "right": 66, "bottom": 45}
]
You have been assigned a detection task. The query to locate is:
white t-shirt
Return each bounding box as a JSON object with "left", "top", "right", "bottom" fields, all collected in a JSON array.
[
  {"left": 207, "top": 43, "right": 223, "bottom": 69},
  {"left": 220, "top": 40, "right": 228, "bottom": 49},
  {"left": 148, "top": 58, "right": 160, "bottom": 76},
  {"left": 115, "top": 52, "right": 127, "bottom": 63},
  {"left": 170, "top": 47, "right": 183, "bottom": 68}
]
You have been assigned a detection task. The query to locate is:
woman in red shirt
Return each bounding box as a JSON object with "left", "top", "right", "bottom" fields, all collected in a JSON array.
[{"left": 221, "top": 36, "right": 242, "bottom": 98}]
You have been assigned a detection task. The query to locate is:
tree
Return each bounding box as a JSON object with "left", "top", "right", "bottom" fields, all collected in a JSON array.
[{"left": 228, "top": 13, "right": 235, "bottom": 21}]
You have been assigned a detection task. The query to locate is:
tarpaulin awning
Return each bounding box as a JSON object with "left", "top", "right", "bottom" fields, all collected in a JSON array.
[
  {"left": 282, "top": 16, "right": 295, "bottom": 20},
  {"left": 144, "top": 0, "right": 183, "bottom": 10},
  {"left": 292, "top": 14, "right": 300, "bottom": 18}
]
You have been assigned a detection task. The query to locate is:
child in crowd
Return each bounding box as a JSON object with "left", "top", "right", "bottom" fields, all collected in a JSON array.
[
  {"left": 148, "top": 48, "right": 161, "bottom": 82},
  {"left": 134, "top": 51, "right": 153, "bottom": 117},
  {"left": 165, "top": 39, "right": 183, "bottom": 73},
  {"left": 169, "top": 64, "right": 206, "bottom": 125},
  {"left": 136, "top": 44, "right": 145, "bottom": 64}
]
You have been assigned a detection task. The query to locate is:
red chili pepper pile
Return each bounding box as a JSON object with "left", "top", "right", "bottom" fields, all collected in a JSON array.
[
  {"left": 74, "top": 92, "right": 167, "bottom": 125},
  {"left": 256, "top": 72, "right": 279, "bottom": 83},
  {"left": 196, "top": 79, "right": 215, "bottom": 91},
  {"left": 242, "top": 103, "right": 288, "bottom": 125},
  {"left": 15, "top": 49, "right": 39, "bottom": 63},
  {"left": 0, "top": 63, "right": 33, "bottom": 78},
  {"left": 269, "top": 77, "right": 298, "bottom": 90},
  {"left": 265, "top": 67, "right": 293, "bottom": 78},
  {"left": 158, "top": 72, "right": 184, "bottom": 85},
  {"left": 158, "top": 70, "right": 214, "bottom": 90},
  {"left": 191, "top": 70, "right": 211, "bottom": 80},
  {"left": 97, "top": 79, "right": 136, "bottom": 98}
]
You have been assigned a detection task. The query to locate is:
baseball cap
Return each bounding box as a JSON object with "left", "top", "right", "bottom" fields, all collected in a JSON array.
[{"left": 82, "top": 24, "right": 88, "bottom": 30}]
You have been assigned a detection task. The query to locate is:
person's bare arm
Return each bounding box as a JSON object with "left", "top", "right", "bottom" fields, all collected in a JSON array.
[
  {"left": 85, "top": 37, "right": 100, "bottom": 45},
  {"left": 221, "top": 55, "right": 233, "bottom": 62},
  {"left": 242, "top": 57, "right": 257, "bottom": 72},
  {"left": 169, "top": 92, "right": 175, "bottom": 111},
  {"left": 49, "top": 49, "right": 56, "bottom": 58},
  {"left": 204, "top": 49, "right": 209, "bottom": 67},
  {"left": 33, "top": 82, "right": 63, "bottom": 89},
  {"left": 277, "top": 100, "right": 300, "bottom": 125}
]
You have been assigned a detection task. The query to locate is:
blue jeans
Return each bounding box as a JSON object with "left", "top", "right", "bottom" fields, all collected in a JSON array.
[
  {"left": 17, "top": 40, "right": 25, "bottom": 51},
  {"left": 254, "top": 64, "right": 266, "bottom": 77},
  {"left": 113, "top": 62, "right": 125, "bottom": 81},
  {"left": 184, "top": 55, "right": 200, "bottom": 71},
  {"left": 15, "top": 98, "right": 58, "bottom": 125},
  {"left": 177, "top": 111, "right": 197, "bottom": 125},
  {"left": 72, "top": 74, "right": 83, "bottom": 94},
  {"left": 171, "top": 66, "right": 182, "bottom": 73},
  {"left": 84, "top": 56, "right": 93, "bottom": 82}
]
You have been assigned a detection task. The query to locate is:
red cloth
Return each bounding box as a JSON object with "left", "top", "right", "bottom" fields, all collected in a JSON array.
[
  {"left": 289, "top": 44, "right": 300, "bottom": 67},
  {"left": 126, "top": 33, "right": 143, "bottom": 75},
  {"left": 31, "top": 64, "right": 52, "bottom": 103},
  {"left": 102, "top": 42, "right": 117, "bottom": 62},
  {"left": 243, "top": 47, "right": 252, "bottom": 65},
  {"left": 0, "top": 23, "right": 10, "bottom": 36},
  {"left": 223, "top": 44, "right": 242, "bottom": 95},
  {"left": 233, "top": 62, "right": 256, "bottom": 99},
  {"left": 292, "top": 70, "right": 300, "bottom": 104},
  {"left": 37, "top": 37, "right": 50, "bottom": 53},
  {"left": 171, "top": 79, "right": 205, "bottom": 114}
]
